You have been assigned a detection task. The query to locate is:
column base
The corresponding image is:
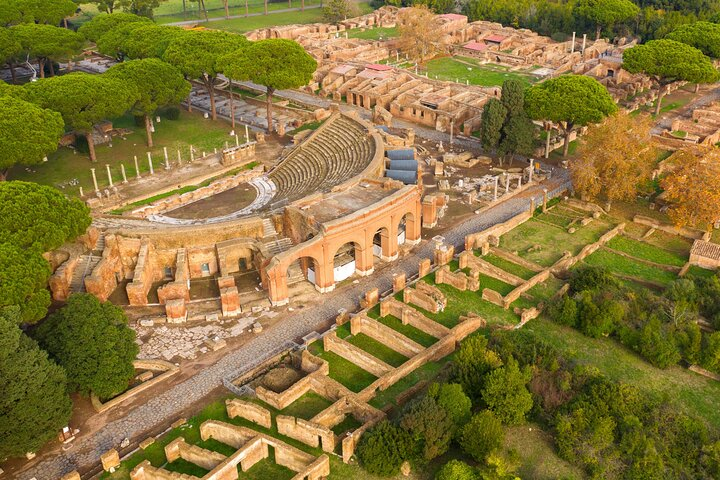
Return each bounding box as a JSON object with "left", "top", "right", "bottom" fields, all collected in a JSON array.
[
  {"left": 355, "top": 267, "right": 374, "bottom": 277},
  {"left": 270, "top": 298, "right": 289, "bottom": 307},
  {"left": 315, "top": 284, "right": 335, "bottom": 294},
  {"left": 380, "top": 253, "right": 399, "bottom": 262},
  {"left": 405, "top": 238, "right": 421, "bottom": 246},
  {"left": 222, "top": 308, "right": 242, "bottom": 318},
  {"left": 422, "top": 221, "right": 437, "bottom": 228}
]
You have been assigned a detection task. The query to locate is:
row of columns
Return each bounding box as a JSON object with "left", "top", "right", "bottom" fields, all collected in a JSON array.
[
  {"left": 569, "top": 32, "right": 588, "bottom": 55},
  {"left": 83, "top": 129, "right": 250, "bottom": 197}
]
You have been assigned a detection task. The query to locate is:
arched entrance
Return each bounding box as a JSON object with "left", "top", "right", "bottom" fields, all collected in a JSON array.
[
  {"left": 399, "top": 211, "right": 420, "bottom": 245},
  {"left": 373, "top": 226, "right": 396, "bottom": 262},
  {"left": 332, "top": 241, "right": 362, "bottom": 283}
]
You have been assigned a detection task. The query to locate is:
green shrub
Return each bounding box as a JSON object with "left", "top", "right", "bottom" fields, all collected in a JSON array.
[
  {"left": 452, "top": 335, "right": 503, "bottom": 403},
  {"left": 428, "top": 382, "right": 472, "bottom": 426},
  {"left": 459, "top": 410, "right": 504, "bottom": 462},
  {"left": 436, "top": 459, "right": 477, "bottom": 480},
  {"left": 548, "top": 295, "right": 578, "bottom": 327},
  {"left": 481, "top": 357, "right": 533, "bottom": 425},
  {"left": 357, "top": 420, "right": 413, "bottom": 476},
  {"left": 638, "top": 317, "right": 681, "bottom": 369},
  {"left": 570, "top": 265, "right": 619, "bottom": 293},
  {"left": 399, "top": 396, "right": 454, "bottom": 461},
  {"left": 133, "top": 114, "right": 145, "bottom": 127}
]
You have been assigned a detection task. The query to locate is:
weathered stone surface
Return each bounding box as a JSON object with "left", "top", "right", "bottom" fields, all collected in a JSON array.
[{"left": 100, "top": 449, "right": 120, "bottom": 472}]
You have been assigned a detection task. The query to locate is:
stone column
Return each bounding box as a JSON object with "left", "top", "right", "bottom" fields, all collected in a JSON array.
[
  {"left": 582, "top": 34, "right": 587, "bottom": 54},
  {"left": 164, "top": 147, "right": 170, "bottom": 170},
  {"left": 571, "top": 31, "right": 576, "bottom": 53},
  {"left": 505, "top": 173, "right": 510, "bottom": 193},
  {"left": 134, "top": 155, "right": 141, "bottom": 179},
  {"left": 121, "top": 164, "right": 128, "bottom": 183},
  {"left": 542, "top": 188, "right": 548, "bottom": 213},
  {"left": 91, "top": 168, "right": 99, "bottom": 192},
  {"left": 493, "top": 176, "right": 498, "bottom": 200},
  {"left": 528, "top": 164, "right": 534, "bottom": 183},
  {"left": 147, "top": 152, "right": 154, "bottom": 175},
  {"left": 235, "top": 134, "right": 240, "bottom": 147},
  {"left": 177, "top": 149, "right": 182, "bottom": 165},
  {"left": 190, "top": 146, "right": 195, "bottom": 162},
  {"left": 105, "top": 164, "right": 113, "bottom": 187},
  {"left": 79, "top": 186, "right": 84, "bottom": 197},
  {"left": 245, "top": 124, "right": 249, "bottom": 143},
  {"left": 517, "top": 176, "right": 522, "bottom": 189}
]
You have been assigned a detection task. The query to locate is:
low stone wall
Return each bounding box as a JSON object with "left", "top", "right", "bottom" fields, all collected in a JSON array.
[
  {"left": 126, "top": 241, "right": 154, "bottom": 306},
  {"left": 489, "top": 247, "right": 543, "bottom": 272},
  {"left": 130, "top": 165, "right": 264, "bottom": 218},
  {"left": 49, "top": 254, "right": 79, "bottom": 301},
  {"left": 357, "top": 314, "right": 485, "bottom": 403},
  {"left": 403, "top": 286, "right": 440, "bottom": 313},
  {"left": 165, "top": 437, "right": 226, "bottom": 471},
  {"left": 553, "top": 223, "right": 625, "bottom": 272},
  {"left": 276, "top": 415, "right": 335, "bottom": 452},
  {"left": 91, "top": 360, "right": 179, "bottom": 413},
  {"left": 380, "top": 297, "right": 450, "bottom": 339},
  {"left": 459, "top": 251, "right": 525, "bottom": 286},
  {"left": 350, "top": 315, "right": 423, "bottom": 357},
  {"left": 85, "top": 245, "right": 123, "bottom": 302},
  {"left": 435, "top": 265, "right": 479, "bottom": 291},
  {"left": 323, "top": 332, "right": 393, "bottom": 377},
  {"left": 130, "top": 461, "right": 189, "bottom": 479},
  {"left": 633, "top": 215, "right": 709, "bottom": 241},
  {"left": 226, "top": 398, "right": 272, "bottom": 429},
  {"left": 502, "top": 269, "right": 551, "bottom": 308},
  {"left": 465, "top": 208, "right": 533, "bottom": 250}
]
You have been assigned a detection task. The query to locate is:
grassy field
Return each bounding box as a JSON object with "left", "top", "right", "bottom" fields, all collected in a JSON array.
[
  {"left": 367, "top": 308, "right": 439, "bottom": 348},
  {"left": 500, "top": 216, "right": 615, "bottom": 267},
  {"left": 505, "top": 424, "right": 585, "bottom": 480},
  {"left": 606, "top": 235, "right": 688, "bottom": 267},
  {"left": 424, "top": 56, "right": 539, "bottom": 87},
  {"left": 281, "top": 391, "right": 333, "bottom": 419},
  {"left": 347, "top": 26, "right": 398, "bottom": 40},
  {"left": 347, "top": 333, "right": 408, "bottom": 367},
  {"left": 308, "top": 343, "right": 378, "bottom": 392},
  {"left": 524, "top": 318, "right": 720, "bottom": 431},
  {"left": 208, "top": 1, "right": 373, "bottom": 32},
  {"left": 9, "top": 111, "right": 237, "bottom": 196},
  {"left": 583, "top": 249, "right": 678, "bottom": 286},
  {"left": 482, "top": 253, "right": 537, "bottom": 280}
]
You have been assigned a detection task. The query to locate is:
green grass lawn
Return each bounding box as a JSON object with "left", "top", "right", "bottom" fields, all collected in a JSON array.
[
  {"left": 9, "top": 111, "right": 237, "bottom": 196},
  {"left": 686, "top": 265, "right": 717, "bottom": 279},
  {"left": 280, "top": 391, "right": 333, "bottom": 420},
  {"left": 505, "top": 423, "right": 585, "bottom": 480},
  {"left": 367, "top": 309, "right": 439, "bottom": 348},
  {"left": 308, "top": 343, "right": 378, "bottom": 392},
  {"left": 583, "top": 249, "right": 678, "bottom": 286},
  {"left": 525, "top": 318, "right": 720, "bottom": 432},
  {"left": 347, "top": 333, "right": 408, "bottom": 367},
  {"left": 416, "top": 274, "right": 519, "bottom": 328},
  {"left": 346, "top": 26, "right": 398, "bottom": 40},
  {"left": 526, "top": 276, "right": 565, "bottom": 303},
  {"left": 331, "top": 415, "right": 363, "bottom": 435},
  {"left": 208, "top": 1, "right": 373, "bottom": 32},
  {"left": 481, "top": 254, "right": 536, "bottom": 280},
  {"left": 500, "top": 217, "right": 615, "bottom": 267},
  {"left": 153, "top": 0, "right": 324, "bottom": 23},
  {"left": 424, "top": 56, "right": 538, "bottom": 87},
  {"left": 606, "top": 235, "right": 688, "bottom": 267}
]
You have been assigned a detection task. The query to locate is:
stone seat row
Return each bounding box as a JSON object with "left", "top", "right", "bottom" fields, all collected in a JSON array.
[{"left": 268, "top": 116, "right": 375, "bottom": 200}]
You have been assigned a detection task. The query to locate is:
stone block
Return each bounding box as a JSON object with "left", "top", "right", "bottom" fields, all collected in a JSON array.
[
  {"left": 393, "top": 273, "right": 406, "bottom": 292},
  {"left": 221, "top": 286, "right": 241, "bottom": 317},
  {"left": 139, "top": 318, "right": 154, "bottom": 327},
  {"left": 204, "top": 337, "right": 227, "bottom": 351},
  {"left": 253, "top": 322, "right": 263, "bottom": 333},
  {"left": 434, "top": 244, "right": 454, "bottom": 266},
  {"left": 139, "top": 437, "right": 155, "bottom": 450},
  {"left": 171, "top": 418, "right": 187, "bottom": 429},
  {"left": 360, "top": 288, "right": 379, "bottom": 309},
  {"left": 135, "top": 371, "right": 153, "bottom": 382},
  {"left": 101, "top": 449, "right": 120, "bottom": 472},
  {"left": 482, "top": 288, "right": 504, "bottom": 307},
  {"left": 60, "top": 471, "right": 81, "bottom": 480},
  {"left": 418, "top": 258, "right": 431, "bottom": 278},
  {"left": 165, "top": 298, "right": 187, "bottom": 324}
]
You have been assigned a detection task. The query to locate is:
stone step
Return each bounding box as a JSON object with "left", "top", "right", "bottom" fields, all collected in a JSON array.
[
  {"left": 69, "top": 255, "right": 102, "bottom": 293},
  {"left": 263, "top": 237, "right": 293, "bottom": 256},
  {"left": 262, "top": 218, "right": 277, "bottom": 237}
]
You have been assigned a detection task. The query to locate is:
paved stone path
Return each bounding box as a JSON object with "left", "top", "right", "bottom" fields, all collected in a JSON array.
[{"left": 19, "top": 168, "right": 568, "bottom": 480}]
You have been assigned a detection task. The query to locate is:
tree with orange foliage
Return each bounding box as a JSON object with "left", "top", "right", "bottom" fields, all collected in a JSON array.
[
  {"left": 571, "top": 112, "right": 656, "bottom": 210},
  {"left": 660, "top": 146, "right": 720, "bottom": 230},
  {"left": 397, "top": 5, "right": 445, "bottom": 63}
]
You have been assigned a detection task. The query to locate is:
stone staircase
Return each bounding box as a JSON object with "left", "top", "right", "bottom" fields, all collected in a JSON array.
[
  {"left": 69, "top": 254, "right": 102, "bottom": 293},
  {"left": 263, "top": 237, "right": 293, "bottom": 256},
  {"left": 262, "top": 218, "right": 277, "bottom": 237}
]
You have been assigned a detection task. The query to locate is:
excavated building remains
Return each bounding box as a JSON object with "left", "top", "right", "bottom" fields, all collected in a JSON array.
[{"left": 50, "top": 111, "right": 424, "bottom": 317}]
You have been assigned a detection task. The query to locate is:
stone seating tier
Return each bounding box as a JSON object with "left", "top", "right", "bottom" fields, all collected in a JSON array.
[{"left": 269, "top": 115, "right": 376, "bottom": 201}]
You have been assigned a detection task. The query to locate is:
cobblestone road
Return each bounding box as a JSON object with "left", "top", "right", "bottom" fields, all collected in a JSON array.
[{"left": 19, "top": 172, "right": 569, "bottom": 480}]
